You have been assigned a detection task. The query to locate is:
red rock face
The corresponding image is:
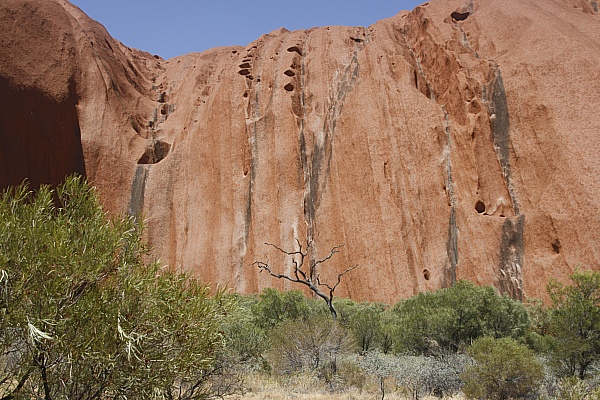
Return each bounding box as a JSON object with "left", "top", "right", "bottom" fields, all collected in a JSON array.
[{"left": 1, "top": 0, "right": 599, "bottom": 302}]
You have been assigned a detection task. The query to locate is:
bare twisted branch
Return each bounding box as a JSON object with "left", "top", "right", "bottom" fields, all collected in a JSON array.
[{"left": 252, "top": 240, "right": 359, "bottom": 319}]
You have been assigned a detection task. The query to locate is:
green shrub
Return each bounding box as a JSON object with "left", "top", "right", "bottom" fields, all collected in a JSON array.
[
  {"left": 392, "top": 281, "right": 530, "bottom": 354},
  {"left": 221, "top": 293, "right": 269, "bottom": 372},
  {"left": 334, "top": 299, "right": 388, "bottom": 353},
  {"left": 462, "top": 336, "right": 544, "bottom": 400},
  {"left": 0, "top": 177, "right": 232, "bottom": 399},
  {"left": 547, "top": 270, "right": 600, "bottom": 379},
  {"left": 252, "top": 288, "right": 310, "bottom": 330}
]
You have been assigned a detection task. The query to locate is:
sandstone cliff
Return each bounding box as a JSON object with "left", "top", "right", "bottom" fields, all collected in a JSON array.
[{"left": 1, "top": 0, "right": 599, "bottom": 302}]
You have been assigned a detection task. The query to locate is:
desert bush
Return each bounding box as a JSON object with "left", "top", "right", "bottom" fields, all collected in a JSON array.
[
  {"left": 267, "top": 315, "right": 351, "bottom": 381},
  {"left": 358, "top": 351, "right": 468, "bottom": 399},
  {"left": 334, "top": 299, "right": 388, "bottom": 353},
  {"left": 546, "top": 270, "right": 600, "bottom": 379},
  {"left": 0, "top": 177, "right": 232, "bottom": 399},
  {"left": 222, "top": 293, "right": 267, "bottom": 366},
  {"left": 252, "top": 288, "right": 310, "bottom": 330},
  {"left": 336, "top": 356, "right": 368, "bottom": 390},
  {"left": 392, "top": 280, "right": 530, "bottom": 354},
  {"left": 549, "top": 375, "right": 600, "bottom": 400},
  {"left": 461, "top": 336, "right": 544, "bottom": 400}
]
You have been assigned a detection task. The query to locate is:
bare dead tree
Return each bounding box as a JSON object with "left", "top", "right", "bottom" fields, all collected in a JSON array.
[{"left": 253, "top": 239, "right": 358, "bottom": 319}]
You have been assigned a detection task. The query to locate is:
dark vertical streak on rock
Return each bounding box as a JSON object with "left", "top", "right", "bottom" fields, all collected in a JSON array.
[
  {"left": 128, "top": 165, "right": 149, "bottom": 219},
  {"left": 446, "top": 208, "right": 458, "bottom": 286},
  {"left": 485, "top": 66, "right": 524, "bottom": 299},
  {"left": 302, "top": 30, "right": 366, "bottom": 255},
  {"left": 442, "top": 109, "right": 458, "bottom": 287},
  {"left": 498, "top": 215, "right": 525, "bottom": 300},
  {"left": 486, "top": 67, "right": 519, "bottom": 215},
  {"left": 244, "top": 78, "right": 261, "bottom": 249},
  {"left": 298, "top": 36, "right": 311, "bottom": 246}
]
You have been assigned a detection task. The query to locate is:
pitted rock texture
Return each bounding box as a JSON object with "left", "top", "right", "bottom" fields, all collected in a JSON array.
[{"left": 1, "top": 0, "right": 599, "bottom": 302}]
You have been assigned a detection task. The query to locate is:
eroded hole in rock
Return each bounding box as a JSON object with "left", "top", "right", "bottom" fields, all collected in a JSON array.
[
  {"left": 243, "top": 91, "right": 249, "bottom": 98},
  {"left": 287, "top": 46, "right": 302, "bottom": 55},
  {"left": 284, "top": 69, "right": 296, "bottom": 77},
  {"left": 413, "top": 70, "right": 418, "bottom": 89},
  {"left": 451, "top": 11, "right": 470, "bottom": 21},
  {"left": 284, "top": 83, "right": 294, "bottom": 92},
  {"left": 238, "top": 69, "right": 250, "bottom": 76},
  {"left": 423, "top": 269, "right": 431, "bottom": 280},
  {"left": 552, "top": 238, "right": 562, "bottom": 254},
  {"left": 246, "top": 75, "right": 254, "bottom": 80},
  {"left": 351, "top": 37, "right": 363, "bottom": 43},
  {"left": 239, "top": 62, "right": 251, "bottom": 69},
  {"left": 475, "top": 200, "right": 486, "bottom": 214},
  {"left": 469, "top": 99, "right": 482, "bottom": 113},
  {"left": 138, "top": 140, "right": 171, "bottom": 164}
]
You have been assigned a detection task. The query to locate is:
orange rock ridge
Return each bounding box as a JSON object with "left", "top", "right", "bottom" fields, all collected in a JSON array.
[{"left": 1, "top": 0, "right": 599, "bottom": 302}]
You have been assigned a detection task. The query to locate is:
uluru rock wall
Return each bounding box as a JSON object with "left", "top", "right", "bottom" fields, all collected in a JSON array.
[{"left": 1, "top": 0, "right": 599, "bottom": 302}]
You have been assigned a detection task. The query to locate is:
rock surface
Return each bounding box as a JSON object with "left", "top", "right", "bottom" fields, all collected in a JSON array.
[{"left": 1, "top": 0, "right": 599, "bottom": 302}]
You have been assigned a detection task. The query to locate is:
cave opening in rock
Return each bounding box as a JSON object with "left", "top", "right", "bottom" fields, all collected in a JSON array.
[
  {"left": 138, "top": 140, "right": 171, "bottom": 164},
  {"left": 475, "top": 200, "right": 486, "bottom": 214},
  {"left": 287, "top": 46, "right": 302, "bottom": 55},
  {"left": 451, "top": 11, "right": 470, "bottom": 21},
  {"left": 552, "top": 238, "right": 562, "bottom": 254}
]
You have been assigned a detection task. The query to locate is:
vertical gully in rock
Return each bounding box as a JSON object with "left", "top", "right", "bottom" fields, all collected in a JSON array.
[
  {"left": 443, "top": 108, "right": 458, "bottom": 286},
  {"left": 301, "top": 29, "right": 367, "bottom": 262},
  {"left": 243, "top": 54, "right": 261, "bottom": 251},
  {"left": 401, "top": 28, "right": 457, "bottom": 286},
  {"left": 128, "top": 165, "right": 149, "bottom": 219},
  {"left": 128, "top": 85, "right": 173, "bottom": 222},
  {"left": 484, "top": 65, "right": 524, "bottom": 300}
]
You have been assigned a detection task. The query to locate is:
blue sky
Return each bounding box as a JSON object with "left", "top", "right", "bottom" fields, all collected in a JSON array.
[{"left": 69, "top": 1, "right": 425, "bottom": 59}]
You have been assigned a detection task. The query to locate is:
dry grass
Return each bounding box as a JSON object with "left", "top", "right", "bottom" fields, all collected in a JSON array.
[{"left": 226, "top": 372, "right": 466, "bottom": 400}]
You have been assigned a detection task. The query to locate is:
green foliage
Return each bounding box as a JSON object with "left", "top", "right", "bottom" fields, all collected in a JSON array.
[
  {"left": 547, "top": 270, "right": 600, "bottom": 379},
  {"left": 0, "top": 177, "right": 231, "bottom": 399},
  {"left": 462, "top": 336, "right": 544, "bottom": 400},
  {"left": 335, "top": 299, "right": 387, "bottom": 353},
  {"left": 251, "top": 288, "right": 310, "bottom": 330},
  {"left": 524, "top": 298, "right": 555, "bottom": 353},
  {"left": 392, "top": 280, "right": 530, "bottom": 354},
  {"left": 221, "top": 293, "right": 268, "bottom": 369}
]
